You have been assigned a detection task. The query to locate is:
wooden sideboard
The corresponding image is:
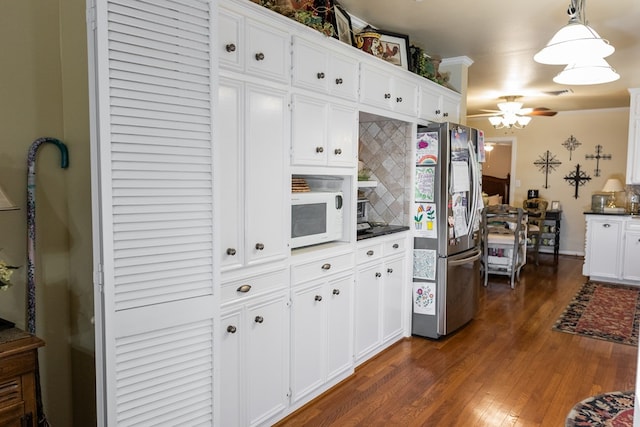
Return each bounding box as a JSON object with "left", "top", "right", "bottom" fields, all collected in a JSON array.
[{"left": 0, "top": 328, "right": 45, "bottom": 427}]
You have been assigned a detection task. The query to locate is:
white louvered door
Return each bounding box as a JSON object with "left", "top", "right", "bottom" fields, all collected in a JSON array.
[{"left": 88, "top": 0, "right": 219, "bottom": 425}]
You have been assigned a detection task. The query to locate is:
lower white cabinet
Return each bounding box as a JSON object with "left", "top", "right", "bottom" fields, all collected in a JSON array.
[
  {"left": 290, "top": 251, "right": 355, "bottom": 407},
  {"left": 583, "top": 215, "right": 640, "bottom": 284},
  {"left": 220, "top": 270, "right": 290, "bottom": 427},
  {"left": 623, "top": 221, "right": 640, "bottom": 281},
  {"left": 354, "top": 234, "right": 408, "bottom": 364}
]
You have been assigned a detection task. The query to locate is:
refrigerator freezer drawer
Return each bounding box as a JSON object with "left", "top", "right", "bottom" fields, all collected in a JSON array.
[{"left": 441, "top": 249, "right": 481, "bottom": 335}]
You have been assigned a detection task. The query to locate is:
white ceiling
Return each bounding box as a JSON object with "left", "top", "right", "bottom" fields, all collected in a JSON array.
[{"left": 337, "top": 0, "right": 640, "bottom": 117}]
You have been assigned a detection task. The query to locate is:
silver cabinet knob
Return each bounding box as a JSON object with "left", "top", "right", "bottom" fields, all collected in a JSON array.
[
  {"left": 334, "top": 148, "right": 342, "bottom": 155},
  {"left": 435, "top": 109, "right": 441, "bottom": 115},
  {"left": 443, "top": 112, "right": 449, "bottom": 117},
  {"left": 396, "top": 97, "right": 403, "bottom": 103},
  {"left": 335, "top": 78, "right": 343, "bottom": 84},
  {"left": 317, "top": 72, "right": 325, "bottom": 79},
  {"left": 226, "top": 248, "right": 237, "bottom": 256},
  {"left": 225, "top": 43, "right": 236, "bottom": 52},
  {"left": 255, "top": 316, "right": 264, "bottom": 323},
  {"left": 332, "top": 289, "right": 340, "bottom": 295},
  {"left": 384, "top": 93, "right": 391, "bottom": 99},
  {"left": 392, "top": 243, "right": 399, "bottom": 249},
  {"left": 387, "top": 268, "right": 394, "bottom": 274},
  {"left": 255, "top": 52, "right": 265, "bottom": 61},
  {"left": 321, "top": 263, "right": 331, "bottom": 270},
  {"left": 255, "top": 243, "right": 265, "bottom": 250},
  {"left": 227, "top": 325, "right": 237, "bottom": 334},
  {"left": 316, "top": 146, "right": 324, "bottom": 153},
  {"left": 367, "top": 250, "right": 374, "bottom": 256},
  {"left": 314, "top": 295, "right": 323, "bottom": 302},
  {"left": 375, "top": 272, "right": 382, "bottom": 278}
]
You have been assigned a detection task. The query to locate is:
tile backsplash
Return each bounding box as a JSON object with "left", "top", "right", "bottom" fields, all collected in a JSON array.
[{"left": 358, "top": 119, "right": 413, "bottom": 226}]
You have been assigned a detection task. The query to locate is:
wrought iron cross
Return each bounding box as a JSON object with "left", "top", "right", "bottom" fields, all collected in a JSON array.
[
  {"left": 563, "top": 163, "right": 591, "bottom": 199},
  {"left": 562, "top": 135, "right": 581, "bottom": 160},
  {"left": 533, "top": 150, "right": 562, "bottom": 189},
  {"left": 585, "top": 144, "right": 611, "bottom": 177}
]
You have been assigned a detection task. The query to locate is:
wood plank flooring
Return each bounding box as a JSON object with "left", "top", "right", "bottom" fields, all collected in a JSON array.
[{"left": 275, "top": 255, "right": 638, "bottom": 426}]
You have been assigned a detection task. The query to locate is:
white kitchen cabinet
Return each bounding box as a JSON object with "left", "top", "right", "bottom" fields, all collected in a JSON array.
[
  {"left": 354, "top": 234, "right": 408, "bottom": 364},
  {"left": 583, "top": 215, "right": 624, "bottom": 280},
  {"left": 359, "top": 62, "right": 418, "bottom": 117},
  {"left": 290, "top": 252, "right": 354, "bottom": 406},
  {"left": 221, "top": 270, "right": 290, "bottom": 427},
  {"left": 622, "top": 221, "right": 640, "bottom": 281},
  {"left": 219, "top": 78, "right": 289, "bottom": 271},
  {"left": 626, "top": 88, "right": 640, "bottom": 184},
  {"left": 219, "top": 5, "right": 290, "bottom": 84},
  {"left": 291, "top": 94, "right": 357, "bottom": 167},
  {"left": 419, "top": 82, "right": 461, "bottom": 123},
  {"left": 292, "top": 35, "right": 359, "bottom": 101}
]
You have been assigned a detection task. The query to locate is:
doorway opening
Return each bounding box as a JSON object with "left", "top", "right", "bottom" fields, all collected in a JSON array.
[{"left": 483, "top": 136, "right": 516, "bottom": 204}]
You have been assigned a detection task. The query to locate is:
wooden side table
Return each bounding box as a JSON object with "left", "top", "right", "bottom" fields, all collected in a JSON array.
[{"left": 0, "top": 328, "right": 45, "bottom": 427}]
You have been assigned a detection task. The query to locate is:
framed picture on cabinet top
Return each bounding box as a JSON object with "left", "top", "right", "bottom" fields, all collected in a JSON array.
[
  {"left": 377, "top": 29, "right": 410, "bottom": 69},
  {"left": 551, "top": 200, "right": 560, "bottom": 210},
  {"left": 332, "top": 3, "right": 353, "bottom": 46}
]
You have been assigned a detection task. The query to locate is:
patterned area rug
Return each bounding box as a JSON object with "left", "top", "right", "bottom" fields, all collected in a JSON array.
[
  {"left": 565, "top": 391, "right": 635, "bottom": 426},
  {"left": 552, "top": 281, "right": 640, "bottom": 346}
]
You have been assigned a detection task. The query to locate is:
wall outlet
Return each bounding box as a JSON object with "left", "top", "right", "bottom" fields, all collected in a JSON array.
[{"left": 515, "top": 179, "right": 521, "bottom": 187}]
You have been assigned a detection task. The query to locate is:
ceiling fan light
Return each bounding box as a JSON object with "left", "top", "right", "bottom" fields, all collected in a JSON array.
[
  {"left": 552, "top": 57, "right": 620, "bottom": 85},
  {"left": 497, "top": 101, "right": 523, "bottom": 113},
  {"left": 488, "top": 116, "right": 503, "bottom": 128},
  {"left": 534, "top": 22, "right": 615, "bottom": 65},
  {"left": 517, "top": 116, "right": 532, "bottom": 127}
]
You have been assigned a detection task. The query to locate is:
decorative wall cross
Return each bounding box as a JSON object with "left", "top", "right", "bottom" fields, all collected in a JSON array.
[
  {"left": 585, "top": 144, "right": 611, "bottom": 177},
  {"left": 533, "top": 150, "right": 562, "bottom": 189},
  {"left": 563, "top": 164, "right": 591, "bottom": 199},
  {"left": 562, "top": 135, "right": 581, "bottom": 160}
]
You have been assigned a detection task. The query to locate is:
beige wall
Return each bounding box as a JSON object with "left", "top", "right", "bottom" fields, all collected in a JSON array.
[
  {"left": 470, "top": 107, "right": 630, "bottom": 256},
  {"left": 0, "top": 1, "right": 92, "bottom": 425}
]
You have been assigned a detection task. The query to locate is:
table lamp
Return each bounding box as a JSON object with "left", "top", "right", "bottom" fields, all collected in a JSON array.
[
  {"left": 0, "top": 183, "right": 18, "bottom": 211},
  {"left": 601, "top": 178, "right": 624, "bottom": 209}
]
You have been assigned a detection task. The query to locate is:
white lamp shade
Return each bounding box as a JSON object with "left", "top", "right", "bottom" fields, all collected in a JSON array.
[
  {"left": 601, "top": 178, "right": 624, "bottom": 193},
  {"left": 497, "top": 101, "right": 523, "bottom": 113},
  {"left": 534, "top": 22, "right": 615, "bottom": 65},
  {"left": 553, "top": 57, "right": 620, "bottom": 85},
  {"left": 0, "top": 184, "right": 18, "bottom": 211},
  {"left": 488, "top": 116, "right": 502, "bottom": 127}
]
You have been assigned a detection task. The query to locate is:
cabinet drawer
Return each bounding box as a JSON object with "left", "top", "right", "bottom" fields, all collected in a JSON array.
[
  {"left": 383, "top": 237, "right": 407, "bottom": 256},
  {"left": 627, "top": 220, "right": 640, "bottom": 231},
  {"left": 291, "top": 252, "right": 355, "bottom": 285},
  {"left": 357, "top": 242, "right": 384, "bottom": 264},
  {"left": 221, "top": 269, "right": 288, "bottom": 304}
]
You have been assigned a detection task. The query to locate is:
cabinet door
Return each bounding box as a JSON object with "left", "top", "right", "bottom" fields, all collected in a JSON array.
[
  {"left": 245, "top": 19, "right": 290, "bottom": 84},
  {"left": 623, "top": 231, "right": 640, "bottom": 281},
  {"left": 392, "top": 76, "right": 418, "bottom": 117},
  {"left": 291, "top": 281, "right": 325, "bottom": 404},
  {"left": 220, "top": 308, "right": 243, "bottom": 427},
  {"left": 587, "top": 218, "right": 623, "bottom": 278},
  {"left": 441, "top": 93, "right": 460, "bottom": 123},
  {"left": 246, "top": 293, "right": 289, "bottom": 426},
  {"left": 328, "top": 52, "right": 359, "bottom": 101},
  {"left": 291, "top": 95, "right": 328, "bottom": 166},
  {"left": 354, "top": 263, "right": 382, "bottom": 361},
  {"left": 419, "top": 85, "right": 442, "bottom": 122},
  {"left": 327, "top": 103, "right": 357, "bottom": 167},
  {"left": 245, "top": 85, "right": 288, "bottom": 265},
  {"left": 626, "top": 89, "right": 640, "bottom": 184},
  {"left": 382, "top": 257, "right": 405, "bottom": 342},
  {"left": 292, "top": 36, "right": 329, "bottom": 93},
  {"left": 219, "top": 8, "right": 243, "bottom": 71},
  {"left": 326, "top": 274, "right": 354, "bottom": 380},
  {"left": 219, "top": 79, "right": 244, "bottom": 269},
  {"left": 359, "top": 64, "right": 392, "bottom": 110}
]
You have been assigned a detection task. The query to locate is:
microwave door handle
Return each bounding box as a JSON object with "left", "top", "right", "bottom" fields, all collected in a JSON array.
[{"left": 336, "top": 194, "right": 343, "bottom": 209}]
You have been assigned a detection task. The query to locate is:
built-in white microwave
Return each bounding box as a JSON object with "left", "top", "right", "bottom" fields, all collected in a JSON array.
[{"left": 291, "top": 191, "right": 344, "bottom": 249}]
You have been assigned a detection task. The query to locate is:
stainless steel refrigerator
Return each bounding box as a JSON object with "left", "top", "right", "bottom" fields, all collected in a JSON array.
[{"left": 411, "top": 122, "right": 483, "bottom": 339}]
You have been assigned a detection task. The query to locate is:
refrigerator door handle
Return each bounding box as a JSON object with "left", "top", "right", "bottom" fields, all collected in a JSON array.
[
  {"left": 466, "top": 139, "right": 481, "bottom": 236},
  {"left": 448, "top": 248, "right": 482, "bottom": 266}
]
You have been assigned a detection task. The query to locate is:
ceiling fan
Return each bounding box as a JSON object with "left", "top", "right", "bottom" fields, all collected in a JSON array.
[{"left": 469, "top": 96, "right": 558, "bottom": 129}]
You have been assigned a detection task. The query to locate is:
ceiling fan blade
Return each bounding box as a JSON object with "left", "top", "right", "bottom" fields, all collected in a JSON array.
[
  {"left": 518, "top": 108, "right": 533, "bottom": 115},
  {"left": 467, "top": 112, "right": 500, "bottom": 118},
  {"left": 541, "top": 89, "right": 573, "bottom": 96},
  {"left": 527, "top": 108, "right": 557, "bottom": 117}
]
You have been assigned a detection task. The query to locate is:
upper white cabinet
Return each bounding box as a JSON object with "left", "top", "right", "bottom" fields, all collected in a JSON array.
[
  {"left": 419, "top": 83, "right": 461, "bottom": 123},
  {"left": 219, "top": 6, "right": 290, "bottom": 84},
  {"left": 292, "top": 36, "right": 359, "bottom": 101},
  {"left": 359, "top": 62, "right": 418, "bottom": 117},
  {"left": 219, "top": 78, "right": 289, "bottom": 271},
  {"left": 626, "top": 88, "right": 640, "bottom": 184},
  {"left": 291, "top": 94, "right": 357, "bottom": 167}
]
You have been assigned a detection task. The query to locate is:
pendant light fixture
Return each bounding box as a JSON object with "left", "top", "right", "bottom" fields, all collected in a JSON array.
[
  {"left": 553, "top": 57, "right": 620, "bottom": 85},
  {"left": 534, "top": 0, "right": 614, "bottom": 65}
]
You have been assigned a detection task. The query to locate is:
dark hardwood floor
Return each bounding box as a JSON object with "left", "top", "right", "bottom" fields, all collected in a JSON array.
[{"left": 275, "top": 255, "right": 638, "bottom": 426}]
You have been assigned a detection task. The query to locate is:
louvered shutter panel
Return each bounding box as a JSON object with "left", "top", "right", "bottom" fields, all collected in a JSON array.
[{"left": 89, "top": 0, "right": 218, "bottom": 425}]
